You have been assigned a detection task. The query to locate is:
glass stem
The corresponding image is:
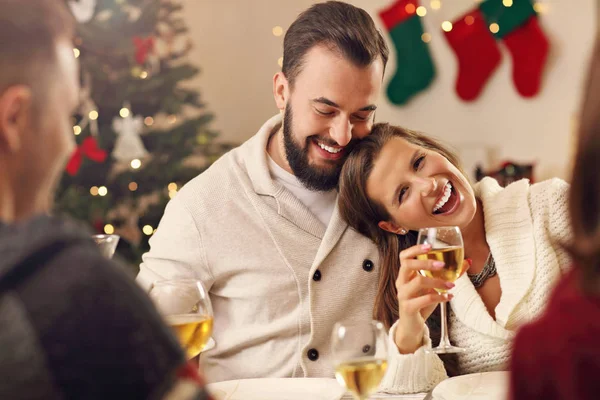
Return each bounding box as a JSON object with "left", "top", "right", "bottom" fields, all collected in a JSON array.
[{"left": 439, "top": 301, "right": 452, "bottom": 348}]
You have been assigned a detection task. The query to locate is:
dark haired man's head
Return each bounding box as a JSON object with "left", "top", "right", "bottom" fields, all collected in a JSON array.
[{"left": 271, "top": 1, "right": 389, "bottom": 191}]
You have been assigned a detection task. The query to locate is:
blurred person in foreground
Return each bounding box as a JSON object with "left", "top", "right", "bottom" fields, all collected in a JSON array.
[
  {"left": 0, "top": 0, "right": 211, "bottom": 398},
  {"left": 509, "top": 35, "right": 600, "bottom": 400}
]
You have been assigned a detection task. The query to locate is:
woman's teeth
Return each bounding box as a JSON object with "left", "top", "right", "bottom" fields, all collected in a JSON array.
[
  {"left": 433, "top": 182, "right": 452, "bottom": 213},
  {"left": 317, "top": 142, "right": 342, "bottom": 154}
]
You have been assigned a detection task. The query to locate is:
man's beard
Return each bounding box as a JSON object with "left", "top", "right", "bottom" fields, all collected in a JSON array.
[{"left": 283, "top": 105, "right": 352, "bottom": 192}]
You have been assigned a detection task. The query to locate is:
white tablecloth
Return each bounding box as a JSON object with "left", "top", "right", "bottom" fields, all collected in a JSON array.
[
  {"left": 207, "top": 371, "right": 508, "bottom": 399},
  {"left": 206, "top": 378, "right": 427, "bottom": 400}
]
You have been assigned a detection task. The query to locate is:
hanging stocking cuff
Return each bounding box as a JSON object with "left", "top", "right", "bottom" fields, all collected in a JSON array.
[
  {"left": 379, "top": 0, "right": 419, "bottom": 30},
  {"left": 479, "top": 0, "right": 536, "bottom": 39}
]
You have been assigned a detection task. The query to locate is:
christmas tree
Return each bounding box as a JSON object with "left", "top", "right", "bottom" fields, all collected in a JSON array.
[{"left": 57, "top": 0, "right": 232, "bottom": 268}]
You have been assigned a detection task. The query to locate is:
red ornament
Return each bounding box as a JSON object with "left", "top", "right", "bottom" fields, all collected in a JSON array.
[
  {"left": 66, "top": 136, "right": 107, "bottom": 176},
  {"left": 133, "top": 36, "right": 155, "bottom": 65},
  {"left": 92, "top": 218, "right": 105, "bottom": 233}
]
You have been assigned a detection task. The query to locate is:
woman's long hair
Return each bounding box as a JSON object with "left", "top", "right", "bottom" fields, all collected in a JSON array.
[
  {"left": 567, "top": 38, "right": 600, "bottom": 294},
  {"left": 338, "top": 123, "right": 465, "bottom": 375}
]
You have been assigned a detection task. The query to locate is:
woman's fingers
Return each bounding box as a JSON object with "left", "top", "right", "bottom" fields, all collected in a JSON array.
[
  {"left": 398, "top": 274, "right": 455, "bottom": 300},
  {"left": 401, "top": 292, "right": 453, "bottom": 316},
  {"left": 398, "top": 244, "right": 445, "bottom": 282}
]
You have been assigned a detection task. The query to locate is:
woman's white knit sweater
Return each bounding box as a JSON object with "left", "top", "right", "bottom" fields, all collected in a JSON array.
[{"left": 380, "top": 177, "right": 571, "bottom": 394}]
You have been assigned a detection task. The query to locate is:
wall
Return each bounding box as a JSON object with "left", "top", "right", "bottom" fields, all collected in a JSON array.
[{"left": 182, "top": 0, "right": 596, "bottom": 180}]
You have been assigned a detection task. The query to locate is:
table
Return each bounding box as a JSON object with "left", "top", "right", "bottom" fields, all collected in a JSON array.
[
  {"left": 347, "top": 393, "right": 427, "bottom": 400},
  {"left": 207, "top": 378, "right": 429, "bottom": 400}
]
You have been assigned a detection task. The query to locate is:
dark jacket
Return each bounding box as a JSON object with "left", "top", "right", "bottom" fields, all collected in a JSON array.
[{"left": 0, "top": 216, "right": 209, "bottom": 400}]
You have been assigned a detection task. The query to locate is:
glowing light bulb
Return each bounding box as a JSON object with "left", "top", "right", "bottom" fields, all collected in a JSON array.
[
  {"left": 441, "top": 21, "right": 453, "bottom": 32},
  {"left": 272, "top": 26, "right": 283, "bottom": 37}
]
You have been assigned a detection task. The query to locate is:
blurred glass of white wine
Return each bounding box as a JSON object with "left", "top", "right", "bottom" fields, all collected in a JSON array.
[
  {"left": 332, "top": 320, "right": 388, "bottom": 400},
  {"left": 149, "top": 278, "right": 213, "bottom": 359}
]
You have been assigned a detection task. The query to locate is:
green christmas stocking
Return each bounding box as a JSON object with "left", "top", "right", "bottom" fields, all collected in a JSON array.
[{"left": 379, "top": 0, "right": 435, "bottom": 105}]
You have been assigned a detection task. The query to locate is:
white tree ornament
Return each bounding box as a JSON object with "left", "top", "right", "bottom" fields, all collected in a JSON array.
[
  {"left": 68, "top": 0, "right": 97, "bottom": 23},
  {"left": 112, "top": 107, "right": 148, "bottom": 162},
  {"left": 78, "top": 72, "right": 99, "bottom": 136}
]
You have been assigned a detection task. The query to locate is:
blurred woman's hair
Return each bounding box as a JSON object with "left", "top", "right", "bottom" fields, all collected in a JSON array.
[{"left": 567, "top": 35, "right": 600, "bottom": 293}]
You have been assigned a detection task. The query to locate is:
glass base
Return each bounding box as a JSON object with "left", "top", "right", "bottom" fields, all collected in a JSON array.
[{"left": 427, "top": 345, "right": 466, "bottom": 354}]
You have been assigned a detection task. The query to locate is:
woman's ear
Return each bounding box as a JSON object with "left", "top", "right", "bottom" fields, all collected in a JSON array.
[{"left": 377, "top": 221, "right": 407, "bottom": 235}]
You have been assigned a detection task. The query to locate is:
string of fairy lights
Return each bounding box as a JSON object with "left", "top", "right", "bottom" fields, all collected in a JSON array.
[
  {"left": 269, "top": 1, "right": 549, "bottom": 63},
  {"left": 427, "top": 0, "right": 548, "bottom": 37}
]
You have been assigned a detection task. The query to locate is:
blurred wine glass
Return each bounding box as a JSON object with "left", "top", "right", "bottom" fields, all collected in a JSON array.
[
  {"left": 91, "top": 234, "right": 120, "bottom": 259},
  {"left": 149, "top": 278, "right": 214, "bottom": 359},
  {"left": 332, "top": 320, "right": 388, "bottom": 400}
]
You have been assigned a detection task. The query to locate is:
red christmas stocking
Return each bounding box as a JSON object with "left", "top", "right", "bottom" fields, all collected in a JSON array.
[
  {"left": 480, "top": 0, "right": 549, "bottom": 97},
  {"left": 502, "top": 16, "right": 549, "bottom": 97},
  {"left": 444, "top": 9, "right": 502, "bottom": 101}
]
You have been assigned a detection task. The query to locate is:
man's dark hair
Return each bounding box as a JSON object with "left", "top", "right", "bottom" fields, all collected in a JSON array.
[{"left": 282, "top": 1, "right": 389, "bottom": 87}]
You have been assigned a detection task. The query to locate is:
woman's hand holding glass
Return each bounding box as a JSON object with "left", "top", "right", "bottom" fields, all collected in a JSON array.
[
  {"left": 394, "top": 243, "right": 453, "bottom": 353},
  {"left": 394, "top": 242, "right": 469, "bottom": 354}
]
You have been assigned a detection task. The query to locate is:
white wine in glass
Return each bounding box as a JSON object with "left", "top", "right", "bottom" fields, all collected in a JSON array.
[
  {"left": 332, "top": 321, "right": 388, "bottom": 400},
  {"left": 165, "top": 314, "right": 213, "bottom": 359},
  {"left": 417, "top": 246, "right": 465, "bottom": 292},
  {"left": 149, "top": 279, "right": 214, "bottom": 359},
  {"left": 417, "top": 226, "right": 466, "bottom": 354}
]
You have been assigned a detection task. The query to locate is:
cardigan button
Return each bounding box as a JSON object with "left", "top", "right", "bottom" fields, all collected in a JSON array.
[
  {"left": 307, "top": 348, "right": 319, "bottom": 361},
  {"left": 362, "top": 259, "right": 374, "bottom": 272},
  {"left": 313, "top": 270, "right": 322, "bottom": 282}
]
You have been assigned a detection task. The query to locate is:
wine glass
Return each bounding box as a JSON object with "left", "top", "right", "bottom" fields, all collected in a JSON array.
[
  {"left": 148, "top": 278, "right": 214, "bottom": 359},
  {"left": 416, "top": 226, "right": 466, "bottom": 354},
  {"left": 331, "top": 320, "right": 388, "bottom": 400},
  {"left": 91, "top": 234, "right": 120, "bottom": 259}
]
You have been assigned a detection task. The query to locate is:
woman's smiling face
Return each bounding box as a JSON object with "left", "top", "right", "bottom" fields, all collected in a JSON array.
[{"left": 366, "top": 137, "right": 477, "bottom": 234}]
